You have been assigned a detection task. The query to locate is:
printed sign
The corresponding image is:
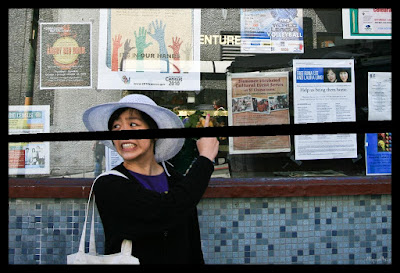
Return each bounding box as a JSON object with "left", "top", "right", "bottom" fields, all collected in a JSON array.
[
  {"left": 227, "top": 72, "right": 290, "bottom": 154},
  {"left": 9, "top": 105, "right": 50, "bottom": 175},
  {"left": 241, "top": 9, "right": 303, "bottom": 53},
  {"left": 293, "top": 59, "right": 357, "bottom": 160},
  {"left": 40, "top": 23, "right": 92, "bottom": 89},
  {"left": 98, "top": 9, "right": 200, "bottom": 90}
]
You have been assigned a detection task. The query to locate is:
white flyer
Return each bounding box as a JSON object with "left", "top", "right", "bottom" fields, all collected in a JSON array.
[
  {"left": 293, "top": 59, "right": 357, "bottom": 160},
  {"left": 105, "top": 146, "right": 123, "bottom": 171},
  {"left": 240, "top": 8, "right": 303, "bottom": 54},
  {"left": 8, "top": 105, "right": 51, "bottom": 175},
  {"left": 368, "top": 72, "right": 391, "bottom": 121},
  {"left": 357, "top": 8, "right": 391, "bottom": 34}
]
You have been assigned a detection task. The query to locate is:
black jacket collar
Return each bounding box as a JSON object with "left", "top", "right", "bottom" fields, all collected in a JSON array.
[{"left": 113, "top": 162, "right": 183, "bottom": 189}]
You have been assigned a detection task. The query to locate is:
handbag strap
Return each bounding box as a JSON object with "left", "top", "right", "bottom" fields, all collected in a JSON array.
[
  {"left": 121, "top": 239, "right": 133, "bottom": 255},
  {"left": 79, "top": 170, "right": 129, "bottom": 254}
]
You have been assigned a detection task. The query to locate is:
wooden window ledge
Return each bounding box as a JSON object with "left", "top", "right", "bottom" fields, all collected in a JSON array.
[{"left": 9, "top": 176, "right": 391, "bottom": 199}]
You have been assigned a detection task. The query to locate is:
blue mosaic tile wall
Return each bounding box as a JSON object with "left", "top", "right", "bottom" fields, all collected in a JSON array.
[{"left": 9, "top": 195, "right": 391, "bottom": 264}]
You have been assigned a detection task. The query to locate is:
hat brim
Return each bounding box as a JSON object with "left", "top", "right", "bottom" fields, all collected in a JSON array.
[{"left": 82, "top": 101, "right": 184, "bottom": 163}]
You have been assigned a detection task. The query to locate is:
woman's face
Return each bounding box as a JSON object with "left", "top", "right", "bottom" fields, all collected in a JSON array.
[
  {"left": 110, "top": 109, "right": 155, "bottom": 163},
  {"left": 339, "top": 71, "right": 348, "bottom": 82},
  {"left": 327, "top": 69, "right": 336, "bottom": 82}
]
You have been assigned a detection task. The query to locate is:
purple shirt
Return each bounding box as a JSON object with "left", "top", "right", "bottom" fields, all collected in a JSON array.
[{"left": 128, "top": 170, "right": 169, "bottom": 194}]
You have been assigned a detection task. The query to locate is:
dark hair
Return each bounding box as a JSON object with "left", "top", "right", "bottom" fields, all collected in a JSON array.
[{"left": 108, "top": 107, "right": 158, "bottom": 131}]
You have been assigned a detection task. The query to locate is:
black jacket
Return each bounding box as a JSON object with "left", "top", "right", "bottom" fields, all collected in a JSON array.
[{"left": 93, "top": 156, "right": 214, "bottom": 264}]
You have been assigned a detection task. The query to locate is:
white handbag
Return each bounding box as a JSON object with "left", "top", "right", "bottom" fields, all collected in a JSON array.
[{"left": 67, "top": 170, "right": 140, "bottom": 264}]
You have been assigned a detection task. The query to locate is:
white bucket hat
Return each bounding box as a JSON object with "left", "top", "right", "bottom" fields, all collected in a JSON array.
[{"left": 82, "top": 94, "right": 184, "bottom": 163}]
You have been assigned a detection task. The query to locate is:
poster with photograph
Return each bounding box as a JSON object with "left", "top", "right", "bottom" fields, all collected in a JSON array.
[
  {"left": 98, "top": 9, "right": 200, "bottom": 90},
  {"left": 8, "top": 105, "right": 50, "bottom": 175},
  {"left": 240, "top": 8, "right": 303, "bottom": 54},
  {"left": 293, "top": 59, "right": 357, "bottom": 160},
  {"left": 365, "top": 133, "right": 392, "bottom": 175},
  {"left": 368, "top": 72, "right": 391, "bottom": 121},
  {"left": 40, "top": 22, "right": 92, "bottom": 89},
  {"left": 227, "top": 72, "right": 290, "bottom": 154},
  {"left": 342, "top": 8, "right": 391, "bottom": 39}
]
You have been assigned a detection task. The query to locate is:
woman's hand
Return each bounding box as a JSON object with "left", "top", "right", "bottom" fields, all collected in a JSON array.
[{"left": 196, "top": 114, "right": 219, "bottom": 162}]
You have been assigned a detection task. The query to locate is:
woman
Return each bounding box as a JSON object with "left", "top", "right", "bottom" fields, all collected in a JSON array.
[
  {"left": 82, "top": 94, "right": 219, "bottom": 264},
  {"left": 326, "top": 68, "right": 337, "bottom": 83},
  {"left": 339, "top": 69, "right": 349, "bottom": 82}
]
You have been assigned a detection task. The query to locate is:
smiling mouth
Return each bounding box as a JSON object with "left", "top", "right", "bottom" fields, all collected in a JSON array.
[{"left": 121, "top": 143, "right": 137, "bottom": 149}]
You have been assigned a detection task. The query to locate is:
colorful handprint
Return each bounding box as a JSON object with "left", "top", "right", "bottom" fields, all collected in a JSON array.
[
  {"left": 134, "top": 27, "right": 152, "bottom": 72},
  {"left": 168, "top": 36, "right": 183, "bottom": 73},
  {"left": 111, "top": 34, "right": 123, "bottom": 71},
  {"left": 148, "top": 19, "right": 169, "bottom": 73}
]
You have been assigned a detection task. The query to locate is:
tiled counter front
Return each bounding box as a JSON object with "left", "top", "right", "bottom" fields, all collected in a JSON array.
[{"left": 9, "top": 195, "right": 391, "bottom": 264}]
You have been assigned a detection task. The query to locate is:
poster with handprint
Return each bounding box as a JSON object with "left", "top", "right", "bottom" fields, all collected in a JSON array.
[{"left": 98, "top": 9, "right": 200, "bottom": 90}]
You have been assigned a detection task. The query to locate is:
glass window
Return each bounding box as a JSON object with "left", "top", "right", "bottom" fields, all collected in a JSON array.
[{"left": 8, "top": 8, "right": 391, "bottom": 178}]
